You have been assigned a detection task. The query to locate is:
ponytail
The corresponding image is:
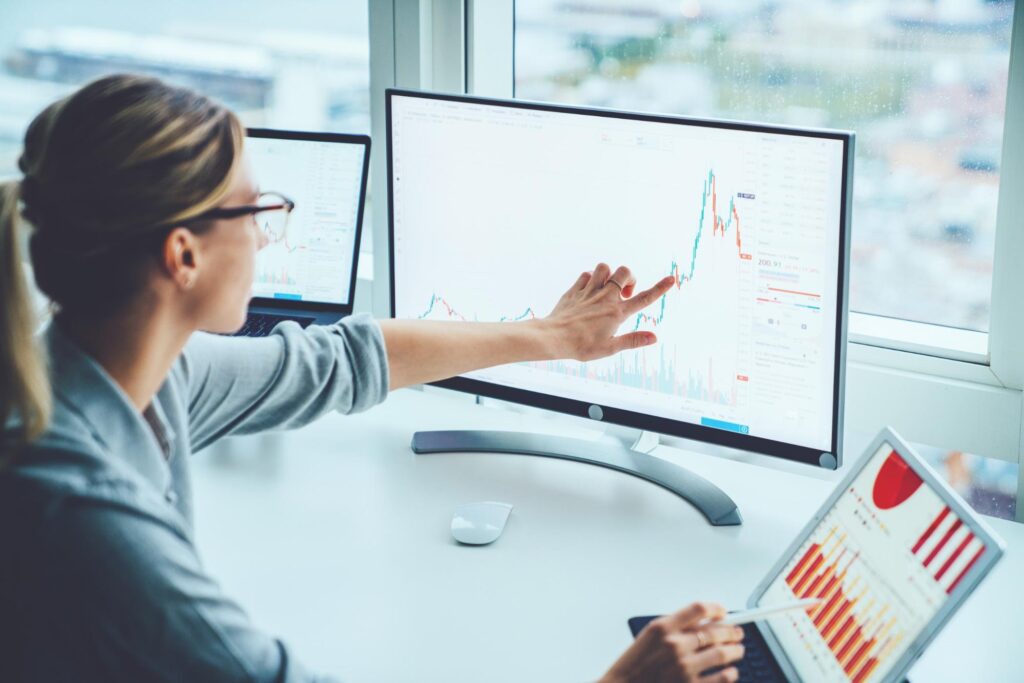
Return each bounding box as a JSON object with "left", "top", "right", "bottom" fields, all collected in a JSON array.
[
  {"left": 1, "top": 73, "right": 244, "bottom": 449},
  {"left": 0, "top": 180, "right": 51, "bottom": 446}
]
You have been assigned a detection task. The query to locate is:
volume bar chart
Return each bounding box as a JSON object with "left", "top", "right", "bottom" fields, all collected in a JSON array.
[
  {"left": 533, "top": 351, "right": 740, "bottom": 406},
  {"left": 785, "top": 529, "right": 904, "bottom": 683}
]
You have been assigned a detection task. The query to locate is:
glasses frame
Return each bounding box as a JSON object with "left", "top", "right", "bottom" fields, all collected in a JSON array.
[
  {"left": 71, "top": 191, "right": 297, "bottom": 259},
  {"left": 189, "top": 190, "right": 295, "bottom": 225}
]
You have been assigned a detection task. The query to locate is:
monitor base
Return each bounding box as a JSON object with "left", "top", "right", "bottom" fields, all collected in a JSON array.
[{"left": 412, "top": 429, "right": 742, "bottom": 526}]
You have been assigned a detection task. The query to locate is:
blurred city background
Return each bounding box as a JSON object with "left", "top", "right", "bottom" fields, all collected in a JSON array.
[
  {"left": 0, "top": 0, "right": 372, "bottom": 248},
  {"left": 0, "top": 0, "right": 1016, "bottom": 519}
]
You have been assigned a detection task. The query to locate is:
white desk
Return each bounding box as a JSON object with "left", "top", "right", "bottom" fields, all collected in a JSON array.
[{"left": 192, "top": 389, "right": 1023, "bottom": 683}]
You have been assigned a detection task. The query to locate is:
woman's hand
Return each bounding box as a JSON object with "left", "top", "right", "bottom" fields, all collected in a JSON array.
[
  {"left": 599, "top": 602, "right": 746, "bottom": 683},
  {"left": 379, "top": 262, "right": 675, "bottom": 390},
  {"left": 541, "top": 262, "right": 675, "bottom": 362}
]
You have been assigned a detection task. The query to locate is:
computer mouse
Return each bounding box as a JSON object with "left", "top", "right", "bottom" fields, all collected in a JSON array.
[{"left": 450, "top": 501, "right": 513, "bottom": 545}]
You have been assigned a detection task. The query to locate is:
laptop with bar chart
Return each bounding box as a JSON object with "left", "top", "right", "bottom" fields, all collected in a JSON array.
[
  {"left": 630, "top": 427, "right": 1004, "bottom": 682},
  {"left": 237, "top": 128, "right": 370, "bottom": 337}
]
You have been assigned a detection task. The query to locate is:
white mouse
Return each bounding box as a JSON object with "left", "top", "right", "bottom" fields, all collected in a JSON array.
[{"left": 450, "top": 501, "right": 513, "bottom": 545}]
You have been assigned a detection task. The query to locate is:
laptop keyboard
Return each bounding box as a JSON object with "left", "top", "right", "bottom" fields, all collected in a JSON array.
[
  {"left": 732, "top": 623, "right": 788, "bottom": 682},
  {"left": 234, "top": 312, "right": 316, "bottom": 337}
]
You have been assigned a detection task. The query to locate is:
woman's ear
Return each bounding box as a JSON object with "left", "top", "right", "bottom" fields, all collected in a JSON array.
[{"left": 163, "top": 226, "right": 200, "bottom": 289}]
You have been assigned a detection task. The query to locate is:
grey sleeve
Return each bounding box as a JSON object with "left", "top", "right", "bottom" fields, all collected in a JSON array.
[
  {"left": 180, "top": 315, "right": 390, "bottom": 452},
  {"left": 40, "top": 493, "right": 336, "bottom": 683}
]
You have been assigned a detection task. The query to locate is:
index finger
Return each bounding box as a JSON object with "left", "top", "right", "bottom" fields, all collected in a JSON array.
[
  {"left": 665, "top": 601, "right": 728, "bottom": 631},
  {"left": 691, "top": 623, "right": 745, "bottom": 647},
  {"left": 623, "top": 275, "right": 675, "bottom": 316}
]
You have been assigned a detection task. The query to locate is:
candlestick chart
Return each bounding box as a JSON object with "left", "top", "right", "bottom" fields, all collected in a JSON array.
[{"left": 415, "top": 169, "right": 752, "bottom": 410}]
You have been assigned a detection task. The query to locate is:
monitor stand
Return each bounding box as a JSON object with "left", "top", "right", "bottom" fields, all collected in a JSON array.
[{"left": 412, "top": 421, "right": 742, "bottom": 527}]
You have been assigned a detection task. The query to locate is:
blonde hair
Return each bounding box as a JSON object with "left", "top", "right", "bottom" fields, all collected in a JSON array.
[{"left": 0, "top": 74, "right": 245, "bottom": 445}]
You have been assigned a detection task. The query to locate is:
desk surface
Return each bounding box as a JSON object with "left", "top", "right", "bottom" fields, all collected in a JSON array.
[{"left": 192, "top": 389, "right": 1022, "bottom": 683}]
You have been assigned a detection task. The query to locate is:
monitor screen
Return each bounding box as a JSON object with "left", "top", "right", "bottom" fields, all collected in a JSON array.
[
  {"left": 246, "top": 130, "right": 369, "bottom": 306},
  {"left": 758, "top": 442, "right": 992, "bottom": 682},
  {"left": 388, "top": 91, "right": 851, "bottom": 464}
]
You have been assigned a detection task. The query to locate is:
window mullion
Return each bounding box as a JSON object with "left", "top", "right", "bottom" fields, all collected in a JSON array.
[
  {"left": 988, "top": 2, "right": 1024, "bottom": 391},
  {"left": 467, "top": 0, "right": 514, "bottom": 97},
  {"left": 368, "top": 0, "right": 398, "bottom": 317},
  {"left": 430, "top": 0, "right": 466, "bottom": 93}
]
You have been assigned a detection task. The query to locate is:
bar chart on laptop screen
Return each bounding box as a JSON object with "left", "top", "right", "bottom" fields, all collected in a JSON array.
[
  {"left": 247, "top": 138, "right": 364, "bottom": 304},
  {"left": 759, "top": 443, "right": 987, "bottom": 683},
  {"left": 391, "top": 96, "right": 845, "bottom": 451}
]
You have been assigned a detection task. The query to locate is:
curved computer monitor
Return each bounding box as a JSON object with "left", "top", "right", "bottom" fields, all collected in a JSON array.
[{"left": 387, "top": 89, "right": 853, "bottom": 469}]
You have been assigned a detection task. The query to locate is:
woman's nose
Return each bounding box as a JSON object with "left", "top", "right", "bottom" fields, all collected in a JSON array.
[{"left": 257, "top": 226, "right": 270, "bottom": 250}]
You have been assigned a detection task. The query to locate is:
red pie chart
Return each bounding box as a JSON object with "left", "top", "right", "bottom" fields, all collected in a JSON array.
[{"left": 872, "top": 450, "right": 924, "bottom": 510}]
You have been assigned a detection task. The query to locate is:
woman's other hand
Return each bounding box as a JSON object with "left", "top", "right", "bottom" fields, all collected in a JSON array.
[
  {"left": 599, "top": 602, "right": 746, "bottom": 683},
  {"left": 542, "top": 262, "right": 675, "bottom": 362}
]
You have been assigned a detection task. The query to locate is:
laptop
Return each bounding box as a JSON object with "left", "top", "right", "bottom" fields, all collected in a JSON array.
[
  {"left": 237, "top": 128, "right": 371, "bottom": 337},
  {"left": 629, "top": 427, "right": 1005, "bottom": 682}
]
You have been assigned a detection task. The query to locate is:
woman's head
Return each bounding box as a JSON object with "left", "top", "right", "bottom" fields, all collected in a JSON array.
[{"left": 1, "top": 73, "right": 266, "bottom": 443}]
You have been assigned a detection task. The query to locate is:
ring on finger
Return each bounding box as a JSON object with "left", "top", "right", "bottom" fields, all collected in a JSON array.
[
  {"left": 695, "top": 630, "right": 709, "bottom": 650},
  {"left": 605, "top": 277, "right": 624, "bottom": 290}
]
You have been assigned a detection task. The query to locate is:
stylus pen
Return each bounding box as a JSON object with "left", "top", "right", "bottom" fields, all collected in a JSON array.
[{"left": 716, "top": 598, "right": 823, "bottom": 626}]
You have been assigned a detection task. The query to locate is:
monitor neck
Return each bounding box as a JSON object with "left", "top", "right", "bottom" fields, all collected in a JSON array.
[{"left": 601, "top": 424, "right": 661, "bottom": 455}]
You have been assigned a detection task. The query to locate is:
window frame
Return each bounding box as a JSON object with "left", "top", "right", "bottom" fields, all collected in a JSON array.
[{"left": 369, "top": 0, "right": 1024, "bottom": 520}]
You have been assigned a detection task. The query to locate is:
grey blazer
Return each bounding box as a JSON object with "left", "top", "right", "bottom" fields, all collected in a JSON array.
[{"left": 0, "top": 316, "right": 390, "bottom": 682}]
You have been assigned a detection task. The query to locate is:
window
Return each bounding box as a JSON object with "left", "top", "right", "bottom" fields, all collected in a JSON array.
[
  {"left": 914, "top": 441, "right": 1019, "bottom": 521},
  {"left": 0, "top": 0, "right": 372, "bottom": 253},
  {"left": 514, "top": 0, "right": 1014, "bottom": 333},
  {"left": 445, "top": 0, "right": 1024, "bottom": 518}
]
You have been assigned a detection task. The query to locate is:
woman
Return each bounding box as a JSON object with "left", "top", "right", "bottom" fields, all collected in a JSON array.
[{"left": 0, "top": 75, "right": 745, "bottom": 682}]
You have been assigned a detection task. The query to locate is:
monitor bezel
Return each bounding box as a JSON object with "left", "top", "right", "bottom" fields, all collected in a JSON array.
[
  {"left": 386, "top": 88, "right": 853, "bottom": 468},
  {"left": 746, "top": 426, "right": 1005, "bottom": 683},
  {"left": 246, "top": 127, "right": 371, "bottom": 314}
]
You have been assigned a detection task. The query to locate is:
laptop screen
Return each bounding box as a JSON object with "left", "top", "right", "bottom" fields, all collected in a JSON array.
[
  {"left": 758, "top": 442, "right": 991, "bottom": 683},
  {"left": 246, "top": 132, "right": 368, "bottom": 306}
]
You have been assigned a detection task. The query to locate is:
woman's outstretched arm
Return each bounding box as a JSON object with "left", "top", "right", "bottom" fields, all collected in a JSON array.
[
  {"left": 180, "top": 262, "right": 672, "bottom": 448},
  {"left": 380, "top": 263, "right": 675, "bottom": 391}
]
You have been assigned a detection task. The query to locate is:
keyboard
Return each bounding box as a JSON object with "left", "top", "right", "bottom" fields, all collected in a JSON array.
[
  {"left": 234, "top": 312, "right": 316, "bottom": 337},
  {"left": 733, "top": 623, "right": 788, "bottom": 682}
]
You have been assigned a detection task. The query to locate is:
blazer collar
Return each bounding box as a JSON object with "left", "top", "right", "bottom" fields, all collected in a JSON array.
[{"left": 45, "top": 322, "right": 173, "bottom": 494}]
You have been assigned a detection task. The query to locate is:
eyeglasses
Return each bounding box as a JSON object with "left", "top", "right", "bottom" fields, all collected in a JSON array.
[
  {"left": 71, "top": 191, "right": 297, "bottom": 258},
  {"left": 191, "top": 191, "right": 295, "bottom": 241}
]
